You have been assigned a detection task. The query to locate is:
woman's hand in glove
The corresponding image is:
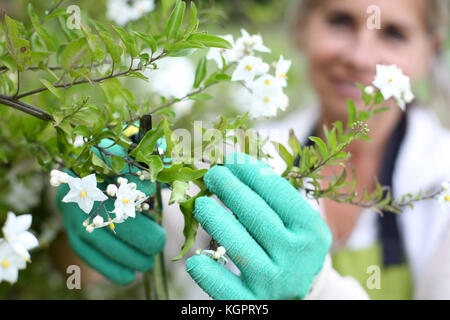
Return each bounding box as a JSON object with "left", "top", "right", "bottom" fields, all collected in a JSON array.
[
  {"left": 186, "top": 152, "right": 332, "bottom": 299},
  {"left": 55, "top": 139, "right": 166, "bottom": 285}
]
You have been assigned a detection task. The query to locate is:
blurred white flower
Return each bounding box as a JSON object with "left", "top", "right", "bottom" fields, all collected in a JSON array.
[
  {"left": 2, "top": 212, "right": 38, "bottom": 261},
  {"left": 439, "top": 187, "right": 450, "bottom": 208},
  {"left": 207, "top": 35, "right": 235, "bottom": 69},
  {"left": 5, "top": 178, "right": 41, "bottom": 212},
  {"left": 107, "top": 0, "right": 155, "bottom": 26},
  {"left": 0, "top": 240, "right": 26, "bottom": 284},
  {"left": 62, "top": 174, "right": 108, "bottom": 214},
  {"left": 231, "top": 56, "right": 269, "bottom": 86},
  {"left": 247, "top": 74, "right": 288, "bottom": 118},
  {"left": 372, "top": 64, "right": 414, "bottom": 111},
  {"left": 112, "top": 183, "right": 141, "bottom": 220},
  {"left": 145, "top": 57, "right": 196, "bottom": 116},
  {"left": 231, "top": 29, "right": 271, "bottom": 60},
  {"left": 275, "top": 55, "right": 291, "bottom": 88}
]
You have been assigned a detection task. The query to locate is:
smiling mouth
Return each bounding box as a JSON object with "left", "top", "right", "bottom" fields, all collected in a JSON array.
[{"left": 332, "top": 78, "right": 365, "bottom": 99}]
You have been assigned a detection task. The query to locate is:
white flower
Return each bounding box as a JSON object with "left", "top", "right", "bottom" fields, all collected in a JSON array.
[
  {"left": 2, "top": 212, "right": 39, "bottom": 260},
  {"left": 275, "top": 55, "right": 291, "bottom": 87},
  {"left": 442, "top": 182, "right": 450, "bottom": 190},
  {"left": 207, "top": 35, "right": 235, "bottom": 69},
  {"left": 145, "top": 57, "right": 195, "bottom": 117},
  {"left": 231, "top": 29, "right": 271, "bottom": 60},
  {"left": 107, "top": 0, "right": 155, "bottom": 26},
  {"left": 247, "top": 74, "right": 289, "bottom": 118},
  {"left": 439, "top": 188, "right": 450, "bottom": 208},
  {"left": 112, "top": 183, "right": 140, "bottom": 220},
  {"left": 0, "top": 240, "right": 27, "bottom": 284},
  {"left": 62, "top": 174, "right": 108, "bottom": 214},
  {"left": 232, "top": 56, "right": 270, "bottom": 86},
  {"left": 372, "top": 64, "right": 414, "bottom": 111}
]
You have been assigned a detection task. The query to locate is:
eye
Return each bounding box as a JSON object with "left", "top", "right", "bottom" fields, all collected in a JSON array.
[
  {"left": 326, "top": 11, "right": 354, "bottom": 28},
  {"left": 384, "top": 25, "right": 407, "bottom": 41}
]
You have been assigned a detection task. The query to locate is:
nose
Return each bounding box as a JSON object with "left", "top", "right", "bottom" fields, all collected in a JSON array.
[{"left": 341, "top": 29, "right": 379, "bottom": 80}]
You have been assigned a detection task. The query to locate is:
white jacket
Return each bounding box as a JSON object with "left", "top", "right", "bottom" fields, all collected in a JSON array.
[{"left": 161, "top": 104, "right": 450, "bottom": 300}]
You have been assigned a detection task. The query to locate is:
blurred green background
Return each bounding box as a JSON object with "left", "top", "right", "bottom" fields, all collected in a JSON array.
[{"left": 0, "top": 0, "right": 448, "bottom": 299}]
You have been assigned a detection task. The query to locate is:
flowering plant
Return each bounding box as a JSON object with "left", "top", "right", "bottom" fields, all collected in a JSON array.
[{"left": 0, "top": 0, "right": 447, "bottom": 298}]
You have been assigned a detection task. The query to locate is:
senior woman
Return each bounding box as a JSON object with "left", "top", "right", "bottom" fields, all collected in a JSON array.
[
  {"left": 56, "top": 0, "right": 450, "bottom": 300},
  {"left": 184, "top": 0, "right": 450, "bottom": 300}
]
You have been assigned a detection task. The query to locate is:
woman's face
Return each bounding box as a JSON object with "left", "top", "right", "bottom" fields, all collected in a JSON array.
[{"left": 299, "top": 0, "right": 436, "bottom": 119}]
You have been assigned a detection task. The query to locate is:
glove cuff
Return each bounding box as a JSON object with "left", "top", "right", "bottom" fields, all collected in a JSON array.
[{"left": 304, "top": 254, "right": 332, "bottom": 300}]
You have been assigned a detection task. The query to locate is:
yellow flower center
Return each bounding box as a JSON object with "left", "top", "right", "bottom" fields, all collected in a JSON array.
[
  {"left": 265, "top": 79, "right": 270, "bottom": 85},
  {"left": 388, "top": 78, "right": 393, "bottom": 83},
  {"left": 2, "top": 260, "right": 9, "bottom": 268},
  {"left": 246, "top": 64, "right": 252, "bottom": 71},
  {"left": 123, "top": 198, "right": 130, "bottom": 204},
  {"left": 279, "top": 73, "right": 286, "bottom": 78},
  {"left": 80, "top": 191, "right": 87, "bottom": 198},
  {"left": 264, "top": 97, "right": 270, "bottom": 103},
  {"left": 445, "top": 195, "right": 450, "bottom": 202},
  {"left": 109, "top": 223, "right": 115, "bottom": 230}
]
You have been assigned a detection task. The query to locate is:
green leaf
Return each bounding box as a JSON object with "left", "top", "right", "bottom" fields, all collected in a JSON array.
[
  {"left": 157, "top": 165, "right": 207, "bottom": 183},
  {"left": 288, "top": 129, "right": 302, "bottom": 157},
  {"left": 91, "top": 153, "right": 113, "bottom": 175},
  {"left": 0, "top": 146, "right": 8, "bottom": 163},
  {"left": 189, "top": 93, "right": 213, "bottom": 101},
  {"left": 186, "top": 33, "right": 232, "bottom": 49},
  {"left": 113, "top": 26, "right": 139, "bottom": 58},
  {"left": 136, "top": 153, "right": 163, "bottom": 182},
  {"left": 40, "top": 79, "right": 64, "bottom": 102},
  {"left": 172, "top": 193, "right": 200, "bottom": 261},
  {"left": 169, "top": 180, "right": 189, "bottom": 205},
  {"left": 61, "top": 38, "right": 89, "bottom": 72},
  {"left": 132, "top": 31, "right": 157, "bottom": 54},
  {"left": 272, "top": 142, "right": 294, "bottom": 166},
  {"left": 163, "top": 117, "right": 174, "bottom": 156},
  {"left": 111, "top": 156, "right": 126, "bottom": 173},
  {"left": 130, "top": 121, "right": 164, "bottom": 157},
  {"left": 185, "top": 2, "right": 199, "bottom": 37},
  {"left": 164, "top": 0, "right": 186, "bottom": 41},
  {"left": 2, "top": 14, "right": 31, "bottom": 71},
  {"left": 81, "top": 26, "right": 105, "bottom": 63},
  {"left": 28, "top": 4, "right": 56, "bottom": 51},
  {"left": 193, "top": 56, "right": 207, "bottom": 89},
  {"left": 99, "top": 31, "right": 123, "bottom": 64},
  {"left": 43, "top": 7, "right": 67, "bottom": 23},
  {"left": 347, "top": 99, "right": 356, "bottom": 129},
  {"left": 309, "top": 136, "right": 328, "bottom": 160}
]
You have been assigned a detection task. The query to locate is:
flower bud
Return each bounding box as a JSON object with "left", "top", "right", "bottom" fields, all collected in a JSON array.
[
  {"left": 93, "top": 215, "right": 104, "bottom": 226},
  {"left": 128, "top": 182, "right": 137, "bottom": 190},
  {"left": 58, "top": 172, "right": 69, "bottom": 184},
  {"left": 213, "top": 251, "right": 221, "bottom": 260},
  {"left": 50, "top": 176, "right": 61, "bottom": 187},
  {"left": 82, "top": 219, "right": 90, "bottom": 227},
  {"left": 364, "top": 85, "right": 376, "bottom": 96},
  {"left": 106, "top": 184, "right": 118, "bottom": 197},
  {"left": 142, "top": 203, "right": 150, "bottom": 211},
  {"left": 50, "top": 169, "right": 60, "bottom": 177},
  {"left": 86, "top": 225, "right": 94, "bottom": 233},
  {"left": 117, "top": 177, "right": 128, "bottom": 185},
  {"left": 216, "top": 246, "right": 226, "bottom": 256}
]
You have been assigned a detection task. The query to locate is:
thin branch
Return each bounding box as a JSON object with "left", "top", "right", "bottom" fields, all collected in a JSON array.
[
  {"left": 0, "top": 94, "right": 54, "bottom": 121},
  {"left": 14, "top": 51, "right": 167, "bottom": 100},
  {"left": 41, "top": 0, "right": 64, "bottom": 24}
]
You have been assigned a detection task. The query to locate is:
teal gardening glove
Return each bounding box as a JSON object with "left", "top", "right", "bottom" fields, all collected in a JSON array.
[
  {"left": 186, "top": 152, "right": 332, "bottom": 299},
  {"left": 55, "top": 139, "right": 166, "bottom": 285}
]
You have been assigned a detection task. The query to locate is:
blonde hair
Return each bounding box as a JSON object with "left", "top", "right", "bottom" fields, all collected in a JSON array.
[{"left": 286, "top": 0, "right": 450, "bottom": 122}]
